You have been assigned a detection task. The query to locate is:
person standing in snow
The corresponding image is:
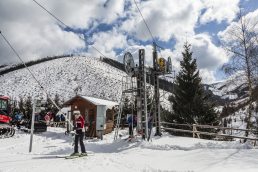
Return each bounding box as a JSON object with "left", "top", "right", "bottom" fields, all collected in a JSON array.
[
  {"left": 55, "top": 114, "right": 60, "bottom": 127},
  {"left": 24, "top": 111, "right": 28, "bottom": 119},
  {"left": 45, "top": 113, "right": 50, "bottom": 125},
  {"left": 70, "top": 111, "right": 87, "bottom": 156},
  {"left": 49, "top": 112, "right": 52, "bottom": 120},
  {"left": 148, "top": 115, "right": 153, "bottom": 132},
  {"left": 15, "top": 112, "right": 22, "bottom": 120},
  {"left": 34, "top": 113, "right": 38, "bottom": 121},
  {"left": 127, "top": 114, "right": 136, "bottom": 138},
  {"left": 37, "top": 113, "right": 41, "bottom": 121},
  {"left": 61, "top": 114, "right": 65, "bottom": 121}
]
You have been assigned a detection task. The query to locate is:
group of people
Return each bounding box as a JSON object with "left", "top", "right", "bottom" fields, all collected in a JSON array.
[
  {"left": 121, "top": 113, "right": 153, "bottom": 138},
  {"left": 14, "top": 111, "right": 29, "bottom": 119},
  {"left": 44, "top": 112, "right": 66, "bottom": 126},
  {"left": 34, "top": 113, "right": 41, "bottom": 121}
]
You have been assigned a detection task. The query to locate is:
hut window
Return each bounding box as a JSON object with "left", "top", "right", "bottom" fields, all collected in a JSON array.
[
  {"left": 106, "top": 109, "right": 113, "bottom": 122},
  {"left": 88, "top": 109, "right": 94, "bottom": 122}
]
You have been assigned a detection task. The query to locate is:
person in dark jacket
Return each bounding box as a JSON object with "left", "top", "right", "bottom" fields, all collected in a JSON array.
[
  {"left": 121, "top": 113, "right": 126, "bottom": 129},
  {"left": 70, "top": 111, "right": 87, "bottom": 157},
  {"left": 127, "top": 114, "right": 136, "bottom": 138},
  {"left": 61, "top": 114, "right": 65, "bottom": 121},
  {"left": 24, "top": 112, "right": 28, "bottom": 119},
  {"left": 148, "top": 115, "right": 153, "bottom": 131},
  {"left": 55, "top": 114, "right": 60, "bottom": 122}
]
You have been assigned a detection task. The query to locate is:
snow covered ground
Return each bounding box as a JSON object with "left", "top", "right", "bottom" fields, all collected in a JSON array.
[{"left": 1, "top": 127, "right": 258, "bottom": 172}]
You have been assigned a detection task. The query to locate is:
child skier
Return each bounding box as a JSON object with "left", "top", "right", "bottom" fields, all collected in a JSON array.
[
  {"left": 70, "top": 111, "right": 87, "bottom": 157},
  {"left": 127, "top": 114, "right": 136, "bottom": 138}
]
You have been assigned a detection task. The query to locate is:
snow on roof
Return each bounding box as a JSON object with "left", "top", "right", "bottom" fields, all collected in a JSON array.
[
  {"left": 57, "top": 107, "right": 71, "bottom": 115},
  {"left": 80, "top": 96, "right": 118, "bottom": 110}
]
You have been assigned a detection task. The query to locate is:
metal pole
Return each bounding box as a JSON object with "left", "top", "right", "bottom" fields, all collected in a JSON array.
[
  {"left": 144, "top": 66, "right": 148, "bottom": 139},
  {"left": 29, "top": 99, "right": 36, "bottom": 152}
]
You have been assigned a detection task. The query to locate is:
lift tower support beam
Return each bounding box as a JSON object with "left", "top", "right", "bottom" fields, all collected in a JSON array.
[{"left": 152, "top": 42, "right": 161, "bottom": 136}]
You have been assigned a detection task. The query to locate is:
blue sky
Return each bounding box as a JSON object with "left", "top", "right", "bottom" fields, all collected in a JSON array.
[{"left": 1, "top": 0, "right": 258, "bottom": 84}]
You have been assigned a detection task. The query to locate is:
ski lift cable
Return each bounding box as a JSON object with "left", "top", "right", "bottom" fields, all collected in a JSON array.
[
  {"left": 33, "top": 0, "right": 126, "bottom": 94},
  {"left": 33, "top": 0, "right": 123, "bottom": 72},
  {"left": 133, "top": 0, "right": 163, "bottom": 58},
  {"left": 0, "top": 31, "right": 74, "bottom": 127}
]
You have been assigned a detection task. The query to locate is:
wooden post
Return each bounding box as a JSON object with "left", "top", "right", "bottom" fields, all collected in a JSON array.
[
  {"left": 193, "top": 124, "right": 200, "bottom": 139},
  {"left": 193, "top": 124, "right": 195, "bottom": 138},
  {"left": 222, "top": 128, "right": 226, "bottom": 141},
  {"left": 67, "top": 121, "right": 69, "bottom": 132}
]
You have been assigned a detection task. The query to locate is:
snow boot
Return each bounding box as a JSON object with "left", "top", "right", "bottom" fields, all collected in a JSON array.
[
  {"left": 80, "top": 152, "right": 87, "bottom": 157},
  {"left": 70, "top": 152, "right": 79, "bottom": 156}
]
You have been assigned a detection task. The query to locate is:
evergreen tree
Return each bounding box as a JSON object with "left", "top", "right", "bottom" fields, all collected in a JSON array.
[
  {"left": 18, "top": 96, "right": 25, "bottom": 114},
  {"left": 166, "top": 42, "right": 220, "bottom": 139},
  {"left": 24, "top": 95, "right": 32, "bottom": 119},
  {"left": 52, "top": 93, "right": 61, "bottom": 116}
]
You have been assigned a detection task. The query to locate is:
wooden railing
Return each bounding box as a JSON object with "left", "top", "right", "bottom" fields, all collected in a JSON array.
[
  {"left": 160, "top": 122, "right": 258, "bottom": 143},
  {"left": 52, "top": 121, "right": 67, "bottom": 127}
]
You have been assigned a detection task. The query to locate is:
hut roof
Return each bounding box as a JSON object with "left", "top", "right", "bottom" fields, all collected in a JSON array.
[{"left": 63, "top": 95, "right": 118, "bottom": 110}]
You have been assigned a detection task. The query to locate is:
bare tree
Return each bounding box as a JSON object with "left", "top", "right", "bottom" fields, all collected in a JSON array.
[{"left": 219, "top": 8, "right": 258, "bottom": 141}]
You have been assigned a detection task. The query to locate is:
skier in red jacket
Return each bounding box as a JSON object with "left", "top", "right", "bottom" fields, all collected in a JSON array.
[{"left": 70, "top": 111, "right": 87, "bottom": 157}]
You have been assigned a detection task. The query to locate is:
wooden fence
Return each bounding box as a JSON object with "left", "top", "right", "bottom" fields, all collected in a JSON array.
[{"left": 160, "top": 122, "right": 258, "bottom": 144}]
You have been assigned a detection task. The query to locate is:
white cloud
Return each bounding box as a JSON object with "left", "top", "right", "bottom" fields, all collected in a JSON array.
[
  {"left": 0, "top": 0, "right": 126, "bottom": 64},
  {"left": 200, "top": 0, "right": 240, "bottom": 24},
  {"left": 121, "top": 0, "right": 202, "bottom": 42},
  {"left": 0, "top": 0, "right": 244, "bottom": 84},
  {"left": 199, "top": 69, "right": 216, "bottom": 84},
  {"left": 86, "top": 28, "right": 128, "bottom": 59}
]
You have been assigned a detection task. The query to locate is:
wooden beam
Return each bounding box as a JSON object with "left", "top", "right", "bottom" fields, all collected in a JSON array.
[
  {"left": 162, "top": 127, "right": 258, "bottom": 141},
  {"left": 160, "top": 122, "right": 250, "bottom": 132}
]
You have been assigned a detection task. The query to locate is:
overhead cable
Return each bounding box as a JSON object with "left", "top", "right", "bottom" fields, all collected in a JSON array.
[
  {"left": 0, "top": 31, "right": 74, "bottom": 127},
  {"left": 133, "top": 0, "right": 163, "bottom": 58},
  {"left": 33, "top": 0, "right": 123, "bottom": 71}
]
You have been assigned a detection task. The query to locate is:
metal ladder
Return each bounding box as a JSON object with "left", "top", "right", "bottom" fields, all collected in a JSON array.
[
  {"left": 114, "top": 76, "right": 137, "bottom": 140},
  {"left": 114, "top": 92, "right": 125, "bottom": 140}
]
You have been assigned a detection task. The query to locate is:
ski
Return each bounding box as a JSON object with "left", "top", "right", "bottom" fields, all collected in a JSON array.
[
  {"left": 56, "top": 155, "right": 93, "bottom": 159},
  {"left": 56, "top": 155, "right": 78, "bottom": 158},
  {"left": 65, "top": 155, "right": 94, "bottom": 159}
]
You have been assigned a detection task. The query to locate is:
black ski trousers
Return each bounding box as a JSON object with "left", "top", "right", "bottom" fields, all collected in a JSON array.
[
  {"left": 74, "top": 132, "right": 86, "bottom": 153},
  {"left": 121, "top": 120, "right": 125, "bottom": 129},
  {"left": 129, "top": 126, "right": 133, "bottom": 136}
]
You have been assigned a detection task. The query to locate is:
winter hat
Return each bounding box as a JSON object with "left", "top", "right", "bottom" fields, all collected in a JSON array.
[{"left": 74, "top": 111, "right": 81, "bottom": 116}]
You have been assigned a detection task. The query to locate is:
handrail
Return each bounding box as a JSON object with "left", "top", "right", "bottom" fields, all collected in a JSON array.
[
  {"left": 160, "top": 122, "right": 250, "bottom": 132},
  {"left": 161, "top": 127, "right": 258, "bottom": 141},
  {"left": 161, "top": 122, "right": 258, "bottom": 143}
]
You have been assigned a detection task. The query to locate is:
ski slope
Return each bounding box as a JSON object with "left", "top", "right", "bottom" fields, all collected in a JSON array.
[
  {"left": 0, "top": 56, "right": 172, "bottom": 109},
  {"left": 0, "top": 127, "right": 257, "bottom": 172}
]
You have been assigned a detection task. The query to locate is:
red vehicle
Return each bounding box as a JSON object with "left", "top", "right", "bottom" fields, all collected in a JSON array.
[{"left": 0, "top": 97, "right": 15, "bottom": 137}]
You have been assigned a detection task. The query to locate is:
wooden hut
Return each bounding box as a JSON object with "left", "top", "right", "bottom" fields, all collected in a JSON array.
[{"left": 62, "top": 95, "right": 118, "bottom": 139}]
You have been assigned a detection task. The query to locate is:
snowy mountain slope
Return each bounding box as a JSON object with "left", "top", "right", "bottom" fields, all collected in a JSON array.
[
  {"left": 203, "top": 71, "right": 255, "bottom": 101},
  {"left": 0, "top": 56, "right": 171, "bottom": 109}
]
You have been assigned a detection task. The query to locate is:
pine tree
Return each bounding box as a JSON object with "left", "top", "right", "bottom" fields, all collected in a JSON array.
[
  {"left": 167, "top": 42, "right": 220, "bottom": 139},
  {"left": 24, "top": 95, "right": 32, "bottom": 119},
  {"left": 18, "top": 96, "right": 25, "bottom": 114},
  {"left": 52, "top": 93, "right": 61, "bottom": 116}
]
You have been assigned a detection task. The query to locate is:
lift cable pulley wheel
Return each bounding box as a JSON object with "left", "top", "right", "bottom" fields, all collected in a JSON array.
[{"left": 124, "top": 52, "right": 135, "bottom": 77}]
